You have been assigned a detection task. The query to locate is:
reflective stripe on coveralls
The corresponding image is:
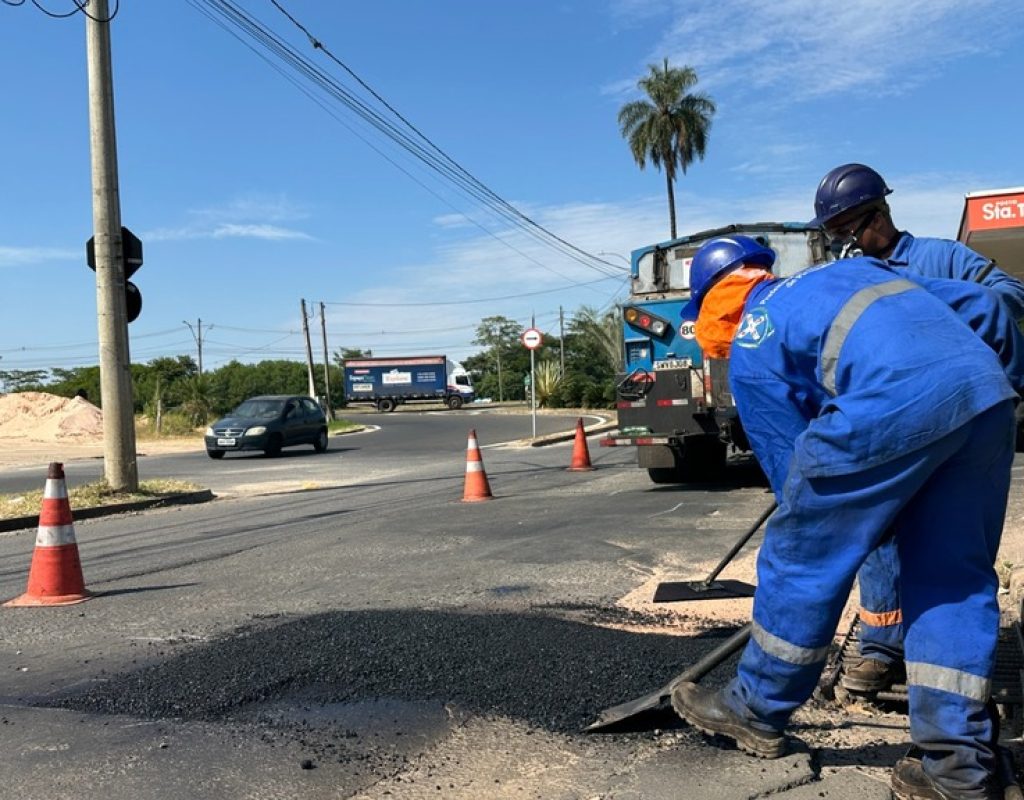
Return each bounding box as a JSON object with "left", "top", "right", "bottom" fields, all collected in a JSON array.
[{"left": 820, "top": 279, "right": 918, "bottom": 396}]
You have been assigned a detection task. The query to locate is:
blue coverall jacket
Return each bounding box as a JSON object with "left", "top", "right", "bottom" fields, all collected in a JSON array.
[
  {"left": 856, "top": 233, "right": 1024, "bottom": 664},
  {"left": 721, "top": 257, "right": 1017, "bottom": 793}
]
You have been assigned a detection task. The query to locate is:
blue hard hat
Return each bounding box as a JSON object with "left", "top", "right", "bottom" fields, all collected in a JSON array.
[
  {"left": 810, "top": 163, "right": 892, "bottom": 228},
  {"left": 681, "top": 235, "right": 776, "bottom": 319}
]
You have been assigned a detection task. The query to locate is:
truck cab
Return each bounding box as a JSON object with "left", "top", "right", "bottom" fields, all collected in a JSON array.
[{"left": 602, "top": 223, "right": 830, "bottom": 483}]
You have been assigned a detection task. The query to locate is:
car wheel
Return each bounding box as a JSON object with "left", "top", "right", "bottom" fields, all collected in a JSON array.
[
  {"left": 313, "top": 429, "right": 328, "bottom": 453},
  {"left": 377, "top": 398, "right": 396, "bottom": 413},
  {"left": 264, "top": 434, "right": 283, "bottom": 457},
  {"left": 207, "top": 450, "right": 225, "bottom": 460},
  {"left": 447, "top": 395, "right": 464, "bottom": 410}
]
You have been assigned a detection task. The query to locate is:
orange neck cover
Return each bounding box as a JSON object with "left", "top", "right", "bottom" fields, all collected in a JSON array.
[{"left": 695, "top": 267, "right": 774, "bottom": 357}]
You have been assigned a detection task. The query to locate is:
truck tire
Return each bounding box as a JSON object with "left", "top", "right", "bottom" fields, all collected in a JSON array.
[
  {"left": 447, "top": 395, "right": 464, "bottom": 410},
  {"left": 377, "top": 398, "right": 396, "bottom": 413},
  {"left": 680, "top": 437, "right": 727, "bottom": 482},
  {"left": 647, "top": 467, "right": 686, "bottom": 484}
]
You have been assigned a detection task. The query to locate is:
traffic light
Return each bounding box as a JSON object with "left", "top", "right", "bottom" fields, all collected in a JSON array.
[{"left": 86, "top": 226, "right": 143, "bottom": 323}]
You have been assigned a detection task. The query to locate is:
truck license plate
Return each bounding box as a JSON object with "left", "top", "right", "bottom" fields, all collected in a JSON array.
[
  {"left": 216, "top": 438, "right": 236, "bottom": 447},
  {"left": 653, "top": 358, "right": 692, "bottom": 370}
]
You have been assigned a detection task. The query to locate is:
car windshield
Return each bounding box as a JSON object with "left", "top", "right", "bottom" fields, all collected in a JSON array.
[{"left": 231, "top": 399, "right": 286, "bottom": 419}]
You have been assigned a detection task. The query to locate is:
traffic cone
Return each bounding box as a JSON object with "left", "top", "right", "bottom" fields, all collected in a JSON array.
[
  {"left": 567, "top": 418, "right": 595, "bottom": 471},
  {"left": 462, "top": 429, "right": 493, "bottom": 502},
  {"left": 5, "top": 462, "right": 91, "bottom": 607}
]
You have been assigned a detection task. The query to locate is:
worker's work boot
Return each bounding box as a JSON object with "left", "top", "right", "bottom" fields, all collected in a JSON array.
[
  {"left": 670, "top": 681, "right": 787, "bottom": 759},
  {"left": 891, "top": 757, "right": 1000, "bottom": 799},
  {"left": 840, "top": 656, "right": 904, "bottom": 693}
]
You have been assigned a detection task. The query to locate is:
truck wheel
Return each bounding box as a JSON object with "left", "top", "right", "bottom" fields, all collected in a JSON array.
[
  {"left": 680, "top": 437, "right": 727, "bottom": 482},
  {"left": 447, "top": 395, "right": 464, "bottom": 410},
  {"left": 313, "top": 429, "right": 328, "bottom": 453},
  {"left": 377, "top": 398, "right": 396, "bottom": 413},
  {"left": 263, "top": 434, "right": 283, "bottom": 457},
  {"left": 647, "top": 467, "right": 686, "bottom": 484}
]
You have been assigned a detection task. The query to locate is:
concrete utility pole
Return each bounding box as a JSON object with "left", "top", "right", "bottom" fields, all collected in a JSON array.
[
  {"left": 86, "top": 0, "right": 137, "bottom": 492},
  {"left": 319, "top": 302, "right": 334, "bottom": 419},
  {"left": 183, "top": 318, "right": 207, "bottom": 375},
  {"left": 300, "top": 299, "right": 317, "bottom": 399}
]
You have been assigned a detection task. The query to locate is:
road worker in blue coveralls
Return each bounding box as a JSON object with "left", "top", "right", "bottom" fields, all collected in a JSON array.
[
  {"left": 670, "top": 234, "right": 1023, "bottom": 800},
  {"left": 810, "top": 164, "right": 1024, "bottom": 698}
]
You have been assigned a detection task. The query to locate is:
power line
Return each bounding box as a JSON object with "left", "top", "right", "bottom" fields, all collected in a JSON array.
[
  {"left": 322, "top": 276, "right": 619, "bottom": 307},
  {"left": 187, "top": 0, "right": 626, "bottom": 284}
]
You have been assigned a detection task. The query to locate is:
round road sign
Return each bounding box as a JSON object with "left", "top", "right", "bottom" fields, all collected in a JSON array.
[{"left": 521, "top": 328, "right": 543, "bottom": 350}]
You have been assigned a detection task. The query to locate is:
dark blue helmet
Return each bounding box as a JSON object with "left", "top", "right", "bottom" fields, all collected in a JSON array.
[
  {"left": 810, "top": 163, "right": 892, "bottom": 228},
  {"left": 681, "top": 235, "right": 776, "bottom": 319}
]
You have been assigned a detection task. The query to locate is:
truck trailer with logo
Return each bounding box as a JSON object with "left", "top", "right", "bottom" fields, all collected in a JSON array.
[
  {"left": 343, "top": 355, "right": 474, "bottom": 412},
  {"left": 600, "top": 223, "right": 830, "bottom": 483}
]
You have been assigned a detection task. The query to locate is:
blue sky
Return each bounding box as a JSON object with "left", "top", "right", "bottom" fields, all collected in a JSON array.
[{"left": 2, "top": 0, "right": 1022, "bottom": 375}]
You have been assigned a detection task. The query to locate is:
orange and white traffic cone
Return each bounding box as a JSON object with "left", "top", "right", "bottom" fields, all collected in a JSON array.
[
  {"left": 567, "top": 417, "right": 595, "bottom": 471},
  {"left": 5, "top": 462, "right": 92, "bottom": 607},
  {"left": 462, "top": 429, "right": 493, "bottom": 502}
]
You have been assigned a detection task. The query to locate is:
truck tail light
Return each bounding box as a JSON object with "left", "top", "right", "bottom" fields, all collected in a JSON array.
[{"left": 624, "top": 306, "right": 671, "bottom": 338}]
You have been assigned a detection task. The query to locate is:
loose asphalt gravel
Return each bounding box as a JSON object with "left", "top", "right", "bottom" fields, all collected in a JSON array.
[{"left": 44, "top": 604, "right": 739, "bottom": 763}]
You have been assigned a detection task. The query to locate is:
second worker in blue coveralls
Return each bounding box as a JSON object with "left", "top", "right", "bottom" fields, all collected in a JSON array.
[
  {"left": 810, "top": 163, "right": 1024, "bottom": 697},
  {"left": 671, "top": 235, "right": 1021, "bottom": 800}
]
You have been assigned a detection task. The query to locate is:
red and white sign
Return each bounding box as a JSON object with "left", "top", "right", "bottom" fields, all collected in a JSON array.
[
  {"left": 521, "top": 328, "right": 543, "bottom": 350},
  {"left": 679, "top": 320, "right": 697, "bottom": 340},
  {"left": 964, "top": 190, "right": 1024, "bottom": 232}
]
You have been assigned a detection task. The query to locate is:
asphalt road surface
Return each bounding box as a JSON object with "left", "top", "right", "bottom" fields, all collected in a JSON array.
[
  {"left": 0, "top": 411, "right": 913, "bottom": 800},
  {"left": 0, "top": 408, "right": 599, "bottom": 496}
]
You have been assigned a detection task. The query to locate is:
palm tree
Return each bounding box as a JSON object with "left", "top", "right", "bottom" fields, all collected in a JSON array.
[{"left": 618, "top": 59, "right": 716, "bottom": 239}]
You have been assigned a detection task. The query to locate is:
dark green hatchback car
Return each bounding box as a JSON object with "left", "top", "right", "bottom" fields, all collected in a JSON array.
[{"left": 204, "top": 395, "right": 328, "bottom": 459}]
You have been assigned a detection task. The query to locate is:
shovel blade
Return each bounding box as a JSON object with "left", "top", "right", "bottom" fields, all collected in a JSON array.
[
  {"left": 583, "top": 682, "right": 675, "bottom": 732},
  {"left": 653, "top": 579, "right": 755, "bottom": 603}
]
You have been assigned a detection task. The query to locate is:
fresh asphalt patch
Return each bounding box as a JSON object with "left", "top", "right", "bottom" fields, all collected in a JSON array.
[{"left": 42, "top": 605, "right": 741, "bottom": 757}]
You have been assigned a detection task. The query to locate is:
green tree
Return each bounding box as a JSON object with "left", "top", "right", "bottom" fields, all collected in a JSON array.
[
  {"left": 570, "top": 306, "right": 623, "bottom": 374},
  {"left": 618, "top": 59, "right": 716, "bottom": 239},
  {"left": 0, "top": 369, "right": 49, "bottom": 392},
  {"left": 472, "top": 316, "right": 522, "bottom": 402}
]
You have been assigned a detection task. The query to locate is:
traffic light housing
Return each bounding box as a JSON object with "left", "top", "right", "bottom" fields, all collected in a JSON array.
[{"left": 86, "top": 226, "right": 143, "bottom": 323}]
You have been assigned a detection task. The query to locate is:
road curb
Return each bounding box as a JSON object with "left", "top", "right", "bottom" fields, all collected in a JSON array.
[
  {"left": 529, "top": 420, "right": 618, "bottom": 447},
  {"left": 0, "top": 489, "right": 216, "bottom": 534}
]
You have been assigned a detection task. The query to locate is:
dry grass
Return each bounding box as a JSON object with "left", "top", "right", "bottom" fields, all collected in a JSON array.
[{"left": 0, "top": 478, "right": 202, "bottom": 520}]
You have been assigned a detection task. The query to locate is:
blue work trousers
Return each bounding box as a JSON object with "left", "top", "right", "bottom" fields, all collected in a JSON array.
[
  {"left": 856, "top": 537, "right": 904, "bottom": 663},
  {"left": 722, "top": 400, "right": 1014, "bottom": 793}
]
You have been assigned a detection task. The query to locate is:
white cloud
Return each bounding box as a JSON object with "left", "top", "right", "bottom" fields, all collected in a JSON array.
[
  {"left": 212, "top": 224, "right": 312, "bottom": 241},
  {"left": 611, "top": 0, "right": 1017, "bottom": 102},
  {"left": 0, "top": 246, "right": 80, "bottom": 267},
  {"left": 143, "top": 193, "right": 314, "bottom": 242}
]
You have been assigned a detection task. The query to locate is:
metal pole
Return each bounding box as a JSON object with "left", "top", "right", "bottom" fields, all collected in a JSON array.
[
  {"left": 86, "top": 0, "right": 137, "bottom": 492},
  {"left": 300, "top": 299, "right": 317, "bottom": 399},
  {"left": 319, "top": 302, "right": 334, "bottom": 420},
  {"left": 183, "top": 319, "right": 205, "bottom": 376},
  {"left": 530, "top": 348, "right": 536, "bottom": 438}
]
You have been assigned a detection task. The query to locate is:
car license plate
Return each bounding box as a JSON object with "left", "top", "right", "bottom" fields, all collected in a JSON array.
[
  {"left": 216, "top": 438, "right": 236, "bottom": 447},
  {"left": 653, "top": 358, "right": 692, "bottom": 370}
]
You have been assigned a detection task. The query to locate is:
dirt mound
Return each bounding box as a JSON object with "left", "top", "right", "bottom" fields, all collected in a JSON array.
[{"left": 0, "top": 391, "right": 104, "bottom": 443}]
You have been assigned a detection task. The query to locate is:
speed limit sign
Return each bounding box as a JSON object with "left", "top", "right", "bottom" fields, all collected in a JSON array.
[{"left": 521, "top": 328, "right": 543, "bottom": 350}]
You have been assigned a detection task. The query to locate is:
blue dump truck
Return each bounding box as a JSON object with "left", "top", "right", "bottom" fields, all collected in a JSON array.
[
  {"left": 343, "top": 355, "right": 474, "bottom": 412},
  {"left": 600, "top": 223, "right": 830, "bottom": 483}
]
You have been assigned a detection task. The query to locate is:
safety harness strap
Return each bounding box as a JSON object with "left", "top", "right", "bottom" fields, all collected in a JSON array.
[
  {"left": 821, "top": 278, "right": 920, "bottom": 396},
  {"left": 752, "top": 620, "right": 831, "bottom": 666}
]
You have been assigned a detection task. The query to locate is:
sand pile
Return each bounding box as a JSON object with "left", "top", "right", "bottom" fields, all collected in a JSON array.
[{"left": 0, "top": 392, "right": 104, "bottom": 443}]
